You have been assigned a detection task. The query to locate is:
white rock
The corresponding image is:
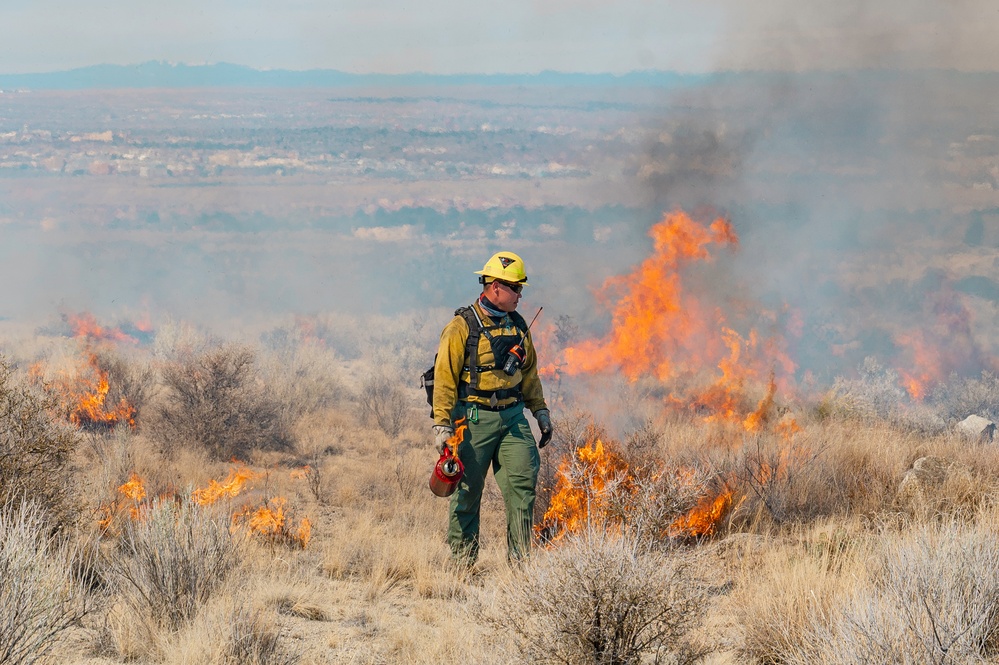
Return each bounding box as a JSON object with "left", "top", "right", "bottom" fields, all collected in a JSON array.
[{"left": 957, "top": 414, "right": 996, "bottom": 442}]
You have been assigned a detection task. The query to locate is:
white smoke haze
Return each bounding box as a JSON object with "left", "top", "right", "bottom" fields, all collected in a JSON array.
[
  {"left": 0, "top": 0, "right": 997, "bottom": 403},
  {"left": 618, "top": 0, "right": 999, "bottom": 392},
  {"left": 717, "top": 0, "right": 999, "bottom": 72}
]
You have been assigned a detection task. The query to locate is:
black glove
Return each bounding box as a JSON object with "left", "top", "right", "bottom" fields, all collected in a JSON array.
[
  {"left": 433, "top": 425, "right": 454, "bottom": 454},
  {"left": 535, "top": 409, "right": 553, "bottom": 449}
]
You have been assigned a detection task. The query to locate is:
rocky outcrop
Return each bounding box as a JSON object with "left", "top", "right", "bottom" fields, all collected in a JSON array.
[
  {"left": 957, "top": 414, "right": 996, "bottom": 442},
  {"left": 897, "top": 456, "right": 973, "bottom": 507}
]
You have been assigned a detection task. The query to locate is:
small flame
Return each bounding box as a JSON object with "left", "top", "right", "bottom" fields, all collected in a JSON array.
[
  {"left": 240, "top": 497, "right": 311, "bottom": 548},
  {"left": 35, "top": 350, "right": 137, "bottom": 430},
  {"left": 97, "top": 472, "right": 149, "bottom": 529},
  {"left": 65, "top": 311, "right": 138, "bottom": 344},
  {"left": 743, "top": 372, "right": 777, "bottom": 432},
  {"left": 96, "top": 468, "right": 312, "bottom": 549},
  {"left": 447, "top": 417, "right": 468, "bottom": 455},
  {"left": 668, "top": 486, "right": 734, "bottom": 538},
  {"left": 118, "top": 473, "right": 146, "bottom": 501},
  {"left": 893, "top": 286, "right": 989, "bottom": 401},
  {"left": 776, "top": 417, "right": 802, "bottom": 441},
  {"left": 192, "top": 465, "right": 261, "bottom": 506}
]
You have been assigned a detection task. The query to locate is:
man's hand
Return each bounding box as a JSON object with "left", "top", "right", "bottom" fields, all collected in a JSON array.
[
  {"left": 433, "top": 425, "right": 455, "bottom": 454},
  {"left": 535, "top": 409, "right": 553, "bottom": 449}
]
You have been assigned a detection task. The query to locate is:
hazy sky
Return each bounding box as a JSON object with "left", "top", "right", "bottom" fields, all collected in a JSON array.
[{"left": 1, "top": 0, "right": 998, "bottom": 74}]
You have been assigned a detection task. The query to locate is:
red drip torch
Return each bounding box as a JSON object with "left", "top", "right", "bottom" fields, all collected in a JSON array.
[{"left": 429, "top": 417, "right": 467, "bottom": 497}]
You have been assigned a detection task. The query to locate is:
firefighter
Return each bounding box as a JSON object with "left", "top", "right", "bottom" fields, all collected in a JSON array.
[{"left": 432, "top": 251, "right": 553, "bottom": 564}]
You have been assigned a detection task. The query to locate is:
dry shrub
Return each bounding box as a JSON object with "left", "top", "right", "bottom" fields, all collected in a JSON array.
[
  {"left": 258, "top": 342, "right": 344, "bottom": 432},
  {"left": 357, "top": 372, "right": 411, "bottom": 438},
  {"left": 105, "top": 497, "right": 244, "bottom": 633},
  {"left": 149, "top": 344, "right": 289, "bottom": 459},
  {"left": 0, "top": 357, "right": 78, "bottom": 527},
  {"left": 93, "top": 346, "right": 156, "bottom": 421},
  {"left": 733, "top": 523, "right": 867, "bottom": 664},
  {"left": 203, "top": 603, "right": 291, "bottom": 665},
  {"left": 930, "top": 371, "right": 999, "bottom": 422},
  {"left": 483, "top": 531, "right": 712, "bottom": 665},
  {"left": 151, "top": 319, "right": 216, "bottom": 362},
  {"left": 624, "top": 464, "right": 720, "bottom": 545},
  {"left": 0, "top": 499, "right": 89, "bottom": 665},
  {"left": 783, "top": 519, "right": 999, "bottom": 664},
  {"left": 825, "top": 358, "right": 944, "bottom": 433}
]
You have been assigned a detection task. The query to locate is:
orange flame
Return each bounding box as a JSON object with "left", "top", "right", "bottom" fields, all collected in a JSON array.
[
  {"left": 539, "top": 437, "right": 630, "bottom": 543},
  {"left": 240, "top": 497, "right": 311, "bottom": 548},
  {"left": 36, "top": 350, "right": 137, "bottom": 430},
  {"left": 776, "top": 417, "right": 802, "bottom": 441},
  {"left": 560, "top": 209, "right": 794, "bottom": 425},
  {"left": 447, "top": 417, "right": 468, "bottom": 455},
  {"left": 539, "top": 435, "right": 737, "bottom": 543},
  {"left": 743, "top": 372, "right": 777, "bottom": 432},
  {"left": 65, "top": 311, "right": 138, "bottom": 344},
  {"left": 668, "top": 485, "right": 734, "bottom": 538},
  {"left": 118, "top": 473, "right": 146, "bottom": 501},
  {"left": 192, "top": 464, "right": 261, "bottom": 506},
  {"left": 893, "top": 286, "right": 989, "bottom": 401},
  {"left": 97, "top": 472, "right": 148, "bottom": 529},
  {"left": 96, "top": 468, "right": 311, "bottom": 548}
]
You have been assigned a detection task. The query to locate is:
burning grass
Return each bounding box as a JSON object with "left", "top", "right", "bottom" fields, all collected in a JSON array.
[
  {"left": 96, "top": 464, "right": 312, "bottom": 550},
  {"left": 9, "top": 285, "right": 999, "bottom": 664},
  {"left": 538, "top": 432, "right": 739, "bottom": 544},
  {"left": 31, "top": 347, "right": 137, "bottom": 431}
]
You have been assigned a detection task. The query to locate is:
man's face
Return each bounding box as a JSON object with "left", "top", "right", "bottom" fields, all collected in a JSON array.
[{"left": 487, "top": 279, "right": 523, "bottom": 312}]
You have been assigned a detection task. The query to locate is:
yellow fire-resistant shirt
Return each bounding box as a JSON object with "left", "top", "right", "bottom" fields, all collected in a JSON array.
[{"left": 432, "top": 300, "right": 548, "bottom": 427}]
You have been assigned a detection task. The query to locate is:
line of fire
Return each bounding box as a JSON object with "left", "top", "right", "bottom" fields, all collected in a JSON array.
[{"left": 24, "top": 206, "right": 989, "bottom": 548}]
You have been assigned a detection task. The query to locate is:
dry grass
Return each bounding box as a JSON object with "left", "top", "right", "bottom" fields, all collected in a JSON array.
[
  {"left": 6, "top": 324, "right": 999, "bottom": 665},
  {"left": 0, "top": 498, "right": 90, "bottom": 665},
  {"left": 733, "top": 511, "right": 999, "bottom": 665},
  {"left": 0, "top": 356, "right": 80, "bottom": 528},
  {"left": 482, "top": 530, "right": 713, "bottom": 665}
]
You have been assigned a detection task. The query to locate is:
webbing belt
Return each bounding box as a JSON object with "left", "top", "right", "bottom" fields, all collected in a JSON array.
[{"left": 458, "top": 385, "right": 523, "bottom": 402}]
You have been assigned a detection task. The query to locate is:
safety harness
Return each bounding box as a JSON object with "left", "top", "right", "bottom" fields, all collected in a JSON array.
[{"left": 422, "top": 304, "right": 528, "bottom": 416}]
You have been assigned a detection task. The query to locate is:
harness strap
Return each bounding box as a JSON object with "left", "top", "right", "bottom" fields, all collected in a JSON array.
[
  {"left": 458, "top": 306, "right": 482, "bottom": 389},
  {"left": 459, "top": 385, "right": 523, "bottom": 402},
  {"left": 458, "top": 303, "right": 529, "bottom": 393}
]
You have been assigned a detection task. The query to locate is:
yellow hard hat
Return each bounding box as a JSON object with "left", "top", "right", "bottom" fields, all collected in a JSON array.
[{"left": 475, "top": 251, "right": 529, "bottom": 285}]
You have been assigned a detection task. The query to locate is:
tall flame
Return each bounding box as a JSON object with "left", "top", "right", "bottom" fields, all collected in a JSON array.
[
  {"left": 564, "top": 211, "right": 738, "bottom": 382},
  {"left": 539, "top": 438, "right": 629, "bottom": 543},
  {"left": 561, "top": 209, "right": 794, "bottom": 425}
]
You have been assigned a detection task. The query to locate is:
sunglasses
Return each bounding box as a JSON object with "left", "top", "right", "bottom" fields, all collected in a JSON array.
[{"left": 495, "top": 280, "right": 524, "bottom": 294}]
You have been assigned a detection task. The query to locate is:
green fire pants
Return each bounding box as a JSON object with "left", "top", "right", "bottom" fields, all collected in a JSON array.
[{"left": 448, "top": 402, "right": 540, "bottom": 564}]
